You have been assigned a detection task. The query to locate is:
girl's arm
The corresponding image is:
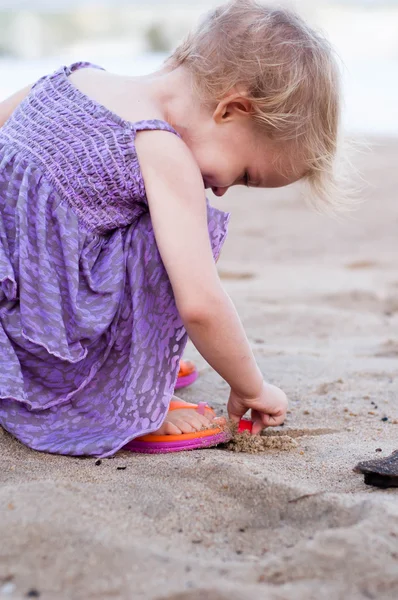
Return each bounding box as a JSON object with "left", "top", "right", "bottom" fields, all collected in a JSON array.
[
  {"left": 136, "top": 130, "right": 264, "bottom": 400},
  {"left": 0, "top": 85, "right": 32, "bottom": 127}
]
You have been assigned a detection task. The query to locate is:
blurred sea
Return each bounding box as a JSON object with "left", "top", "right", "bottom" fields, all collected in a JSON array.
[{"left": 1, "top": 53, "right": 397, "bottom": 137}]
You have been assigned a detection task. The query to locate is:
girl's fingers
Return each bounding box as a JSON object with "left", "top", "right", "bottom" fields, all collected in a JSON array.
[
  {"left": 227, "top": 402, "right": 247, "bottom": 423},
  {"left": 251, "top": 411, "right": 286, "bottom": 434},
  {"left": 228, "top": 412, "right": 243, "bottom": 424},
  {"left": 251, "top": 420, "right": 264, "bottom": 435},
  {"left": 268, "top": 414, "right": 285, "bottom": 426},
  {"left": 251, "top": 409, "right": 267, "bottom": 424},
  {"left": 254, "top": 414, "right": 274, "bottom": 434}
]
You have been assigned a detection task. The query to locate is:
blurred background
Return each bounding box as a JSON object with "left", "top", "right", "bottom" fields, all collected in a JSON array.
[{"left": 0, "top": 0, "right": 397, "bottom": 137}]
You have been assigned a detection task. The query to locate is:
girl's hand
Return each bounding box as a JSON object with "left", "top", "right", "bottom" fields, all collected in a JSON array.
[{"left": 227, "top": 381, "right": 288, "bottom": 435}]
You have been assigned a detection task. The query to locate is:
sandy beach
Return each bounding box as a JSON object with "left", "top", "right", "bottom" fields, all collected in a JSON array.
[{"left": 1, "top": 135, "right": 397, "bottom": 600}]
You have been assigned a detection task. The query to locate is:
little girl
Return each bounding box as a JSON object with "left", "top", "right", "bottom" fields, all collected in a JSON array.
[{"left": 0, "top": 0, "right": 341, "bottom": 457}]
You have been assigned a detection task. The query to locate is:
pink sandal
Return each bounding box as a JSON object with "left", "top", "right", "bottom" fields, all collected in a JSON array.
[
  {"left": 124, "top": 400, "right": 231, "bottom": 454},
  {"left": 174, "top": 360, "right": 199, "bottom": 390}
]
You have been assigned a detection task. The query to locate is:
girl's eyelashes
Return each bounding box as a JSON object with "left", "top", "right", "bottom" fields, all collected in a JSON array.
[{"left": 244, "top": 172, "right": 250, "bottom": 187}]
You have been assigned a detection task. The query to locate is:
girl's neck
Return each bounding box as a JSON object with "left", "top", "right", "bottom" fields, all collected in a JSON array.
[{"left": 142, "top": 66, "right": 204, "bottom": 137}]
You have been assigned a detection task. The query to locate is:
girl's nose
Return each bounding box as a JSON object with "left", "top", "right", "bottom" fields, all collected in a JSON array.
[{"left": 212, "top": 186, "right": 229, "bottom": 197}]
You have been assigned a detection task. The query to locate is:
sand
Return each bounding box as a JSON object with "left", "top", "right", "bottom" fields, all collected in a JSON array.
[{"left": 1, "top": 136, "right": 397, "bottom": 600}]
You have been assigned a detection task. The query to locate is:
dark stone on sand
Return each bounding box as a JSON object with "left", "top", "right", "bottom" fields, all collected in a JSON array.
[{"left": 354, "top": 450, "right": 398, "bottom": 488}]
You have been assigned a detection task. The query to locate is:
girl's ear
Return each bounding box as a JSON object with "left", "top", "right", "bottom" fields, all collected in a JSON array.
[{"left": 213, "top": 94, "right": 253, "bottom": 124}]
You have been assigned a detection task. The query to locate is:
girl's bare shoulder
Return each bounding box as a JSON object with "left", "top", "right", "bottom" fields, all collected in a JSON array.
[{"left": 68, "top": 67, "right": 163, "bottom": 124}]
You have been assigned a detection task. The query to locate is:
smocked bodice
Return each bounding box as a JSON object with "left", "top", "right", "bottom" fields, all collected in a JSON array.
[{"left": 0, "top": 62, "right": 179, "bottom": 234}]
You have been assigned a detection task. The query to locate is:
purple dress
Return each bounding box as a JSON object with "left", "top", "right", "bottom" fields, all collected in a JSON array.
[{"left": 0, "top": 62, "right": 229, "bottom": 457}]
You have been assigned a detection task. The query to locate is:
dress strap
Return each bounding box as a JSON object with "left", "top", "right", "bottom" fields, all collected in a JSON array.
[
  {"left": 134, "top": 119, "right": 181, "bottom": 138},
  {"left": 65, "top": 61, "right": 105, "bottom": 75},
  {"left": 31, "top": 62, "right": 105, "bottom": 91}
]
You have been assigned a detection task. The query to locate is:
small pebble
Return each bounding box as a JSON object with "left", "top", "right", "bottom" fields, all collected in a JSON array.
[
  {"left": 117, "top": 466, "right": 127, "bottom": 470},
  {"left": 375, "top": 448, "right": 382, "bottom": 452},
  {"left": 26, "top": 590, "right": 40, "bottom": 598},
  {"left": 95, "top": 460, "right": 102, "bottom": 466},
  {"left": 381, "top": 417, "right": 389, "bottom": 422}
]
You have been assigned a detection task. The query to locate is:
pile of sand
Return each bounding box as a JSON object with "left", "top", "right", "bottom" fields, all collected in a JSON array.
[{"left": 224, "top": 427, "right": 297, "bottom": 453}]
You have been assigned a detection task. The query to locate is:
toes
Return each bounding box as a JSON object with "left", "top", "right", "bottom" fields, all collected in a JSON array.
[
  {"left": 157, "top": 404, "right": 220, "bottom": 437},
  {"left": 173, "top": 419, "right": 196, "bottom": 434},
  {"left": 162, "top": 421, "right": 183, "bottom": 435},
  {"left": 204, "top": 408, "right": 216, "bottom": 421},
  {"left": 183, "top": 412, "right": 213, "bottom": 431}
]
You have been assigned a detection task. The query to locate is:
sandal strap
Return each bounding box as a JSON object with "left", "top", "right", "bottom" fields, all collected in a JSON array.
[
  {"left": 178, "top": 360, "right": 196, "bottom": 377},
  {"left": 197, "top": 402, "right": 207, "bottom": 415},
  {"left": 168, "top": 400, "right": 215, "bottom": 416}
]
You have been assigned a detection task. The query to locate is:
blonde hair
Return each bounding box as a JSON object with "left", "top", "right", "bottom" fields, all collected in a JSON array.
[{"left": 167, "top": 0, "right": 346, "bottom": 211}]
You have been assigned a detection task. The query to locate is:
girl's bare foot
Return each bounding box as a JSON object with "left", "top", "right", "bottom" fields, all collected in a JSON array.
[{"left": 152, "top": 397, "right": 219, "bottom": 435}]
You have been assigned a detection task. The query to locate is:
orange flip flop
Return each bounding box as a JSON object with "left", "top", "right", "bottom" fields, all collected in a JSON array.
[
  {"left": 124, "top": 400, "right": 231, "bottom": 454},
  {"left": 175, "top": 360, "right": 198, "bottom": 390}
]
